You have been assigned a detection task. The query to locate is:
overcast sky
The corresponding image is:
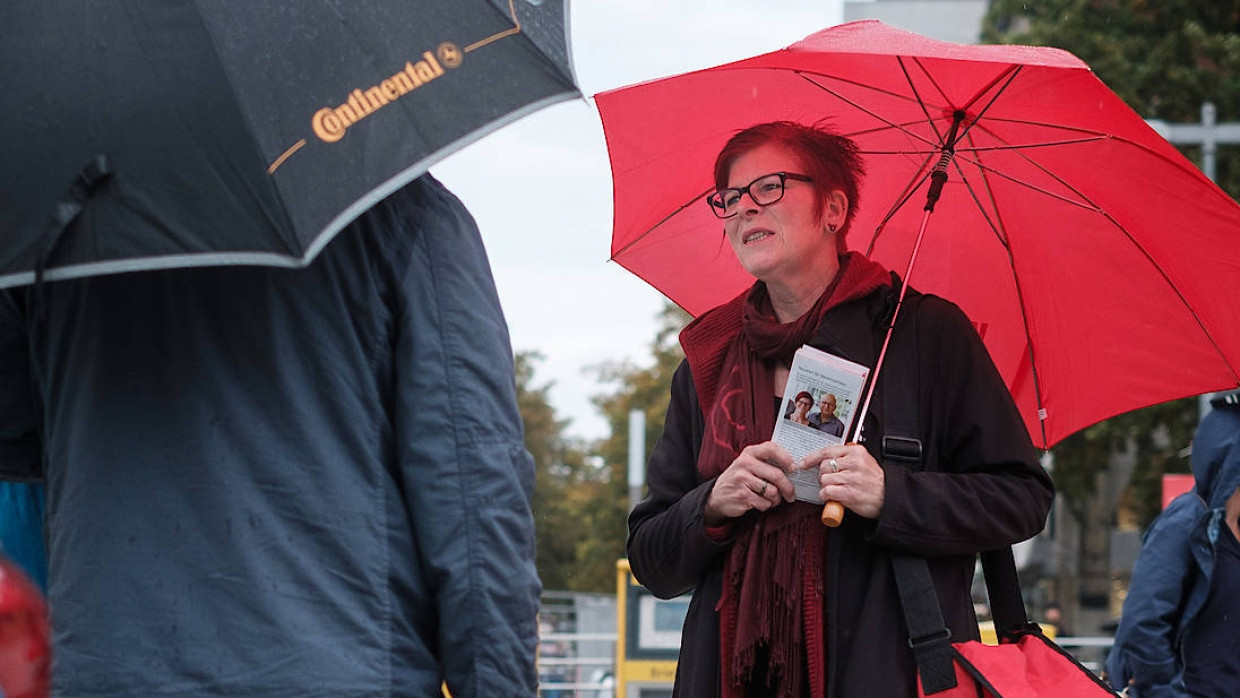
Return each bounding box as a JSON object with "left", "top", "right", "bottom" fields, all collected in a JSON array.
[{"left": 432, "top": 1, "right": 847, "bottom": 441}]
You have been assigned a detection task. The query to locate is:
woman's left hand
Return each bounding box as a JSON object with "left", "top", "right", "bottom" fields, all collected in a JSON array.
[{"left": 806, "top": 443, "right": 886, "bottom": 519}]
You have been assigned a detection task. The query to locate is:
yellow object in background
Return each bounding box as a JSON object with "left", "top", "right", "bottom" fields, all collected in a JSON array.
[
  {"left": 977, "top": 620, "right": 1057, "bottom": 645},
  {"left": 615, "top": 559, "right": 682, "bottom": 697}
]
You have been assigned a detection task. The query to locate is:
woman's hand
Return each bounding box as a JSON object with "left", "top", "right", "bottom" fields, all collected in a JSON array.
[
  {"left": 808, "top": 443, "right": 886, "bottom": 519},
  {"left": 704, "top": 442, "right": 796, "bottom": 526}
]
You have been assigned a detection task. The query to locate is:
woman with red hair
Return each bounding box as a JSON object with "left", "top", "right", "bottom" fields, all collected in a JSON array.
[{"left": 626, "top": 121, "right": 1053, "bottom": 697}]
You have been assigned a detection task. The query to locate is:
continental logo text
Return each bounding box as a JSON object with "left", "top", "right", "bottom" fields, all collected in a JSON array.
[{"left": 312, "top": 43, "right": 461, "bottom": 143}]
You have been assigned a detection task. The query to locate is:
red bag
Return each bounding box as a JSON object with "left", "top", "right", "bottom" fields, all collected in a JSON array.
[
  {"left": 916, "top": 633, "right": 1117, "bottom": 697},
  {"left": 895, "top": 550, "right": 1117, "bottom": 698}
]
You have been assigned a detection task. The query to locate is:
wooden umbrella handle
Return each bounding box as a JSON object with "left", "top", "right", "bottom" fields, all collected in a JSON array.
[
  {"left": 821, "top": 500, "right": 844, "bottom": 527},
  {"left": 820, "top": 442, "right": 858, "bottom": 527}
]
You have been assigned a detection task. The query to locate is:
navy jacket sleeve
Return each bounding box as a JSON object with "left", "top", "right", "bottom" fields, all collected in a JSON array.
[
  {"left": 0, "top": 292, "right": 41, "bottom": 481},
  {"left": 1104, "top": 497, "right": 1201, "bottom": 697},
  {"left": 389, "top": 179, "right": 540, "bottom": 696}
]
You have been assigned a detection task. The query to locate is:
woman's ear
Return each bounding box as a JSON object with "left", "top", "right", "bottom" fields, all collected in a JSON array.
[{"left": 823, "top": 189, "right": 848, "bottom": 234}]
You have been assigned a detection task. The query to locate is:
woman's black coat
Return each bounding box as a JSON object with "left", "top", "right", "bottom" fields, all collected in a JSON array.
[{"left": 627, "top": 284, "right": 1055, "bottom": 697}]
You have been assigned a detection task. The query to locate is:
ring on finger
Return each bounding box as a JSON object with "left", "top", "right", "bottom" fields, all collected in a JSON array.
[
  {"left": 757, "top": 480, "right": 769, "bottom": 496},
  {"left": 828, "top": 457, "right": 840, "bottom": 473}
]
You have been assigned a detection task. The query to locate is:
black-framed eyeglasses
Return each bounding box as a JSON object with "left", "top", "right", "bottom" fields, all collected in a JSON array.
[{"left": 706, "top": 172, "right": 813, "bottom": 219}]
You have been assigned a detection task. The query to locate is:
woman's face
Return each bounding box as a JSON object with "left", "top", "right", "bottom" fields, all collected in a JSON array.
[
  {"left": 795, "top": 397, "right": 813, "bottom": 416},
  {"left": 722, "top": 143, "right": 836, "bottom": 285}
]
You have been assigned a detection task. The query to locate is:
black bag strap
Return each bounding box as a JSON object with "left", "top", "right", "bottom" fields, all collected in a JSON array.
[
  {"left": 877, "top": 281, "right": 923, "bottom": 467},
  {"left": 877, "top": 285, "right": 961, "bottom": 692},
  {"left": 892, "top": 549, "right": 1038, "bottom": 695},
  {"left": 891, "top": 554, "right": 959, "bottom": 694},
  {"left": 878, "top": 285, "right": 1037, "bottom": 693},
  {"left": 980, "top": 547, "right": 1040, "bottom": 639}
]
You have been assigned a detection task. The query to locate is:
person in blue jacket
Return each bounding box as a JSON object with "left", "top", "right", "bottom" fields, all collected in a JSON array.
[
  {"left": 1105, "top": 392, "right": 1240, "bottom": 697},
  {"left": 0, "top": 175, "right": 540, "bottom": 697}
]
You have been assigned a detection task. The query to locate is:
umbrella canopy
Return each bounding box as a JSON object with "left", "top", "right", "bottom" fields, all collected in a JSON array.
[
  {"left": 0, "top": 0, "right": 578, "bottom": 288},
  {"left": 595, "top": 20, "right": 1240, "bottom": 448}
]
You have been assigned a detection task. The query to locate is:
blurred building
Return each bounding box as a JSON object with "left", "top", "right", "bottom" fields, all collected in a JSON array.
[{"left": 844, "top": 0, "right": 989, "bottom": 44}]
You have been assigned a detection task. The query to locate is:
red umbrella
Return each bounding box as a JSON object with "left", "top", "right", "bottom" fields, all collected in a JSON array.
[{"left": 595, "top": 20, "right": 1240, "bottom": 449}]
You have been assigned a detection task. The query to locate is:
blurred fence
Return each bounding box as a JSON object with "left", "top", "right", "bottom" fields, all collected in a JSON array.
[
  {"left": 539, "top": 592, "right": 617, "bottom": 697},
  {"left": 536, "top": 591, "right": 1114, "bottom": 695}
]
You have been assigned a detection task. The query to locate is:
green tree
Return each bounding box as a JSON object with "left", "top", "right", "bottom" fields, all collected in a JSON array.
[
  {"left": 515, "top": 351, "right": 592, "bottom": 591},
  {"left": 566, "top": 303, "right": 692, "bottom": 593},
  {"left": 984, "top": 0, "right": 1240, "bottom": 198},
  {"left": 1051, "top": 399, "right": 1198, "bottom": 529}
]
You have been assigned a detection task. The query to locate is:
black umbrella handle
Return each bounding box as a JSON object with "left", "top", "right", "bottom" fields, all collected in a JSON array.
[{"left": 923, "top": 110, "right": 966, "bottom": 213}]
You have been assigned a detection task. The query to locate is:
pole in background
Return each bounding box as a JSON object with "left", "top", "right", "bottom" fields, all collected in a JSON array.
[{"left": 627, "top": 409, "right": 646, "bottom": 511}]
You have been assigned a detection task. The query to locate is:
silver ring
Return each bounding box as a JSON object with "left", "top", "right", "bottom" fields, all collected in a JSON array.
[
  {"left": 828, "top": 457, "right": 840, "bottom": 473},
  {"left": 757, "top": 480, "right": 769, "bottom": 496}
]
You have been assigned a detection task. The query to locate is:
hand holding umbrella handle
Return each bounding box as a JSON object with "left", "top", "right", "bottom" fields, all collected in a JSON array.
[{"left": 820, "top": 442, "right": 860, "bottom": 527}]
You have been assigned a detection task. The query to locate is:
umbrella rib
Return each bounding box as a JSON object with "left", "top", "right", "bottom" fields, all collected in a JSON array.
[
  {"left": 955, "top": 128, "right": 1240, "bottom": 430},
  {"left": 796, "top": 72, "right": 942, "bottom": 151},
  {"left": 951, "top": 145, "right": 1011, "bottom": 250},
  {"left": 861, "top": 134, "right": 1106, "bottom": 160},
  {"left": 951, "top": 132, "right": 1052, "bottom": 447},
  {"left": 464, "top": 0, "right": 523, "bottom": 52},
  {"left": 942, "top": 63, "right": 1023, "bottom": 146},
  {"left": 898, "top": 57, "right": 1023, "bottom": 148},
  {"left": 798, "top": 61, "right": 1022, "bottom": 155},
  {"left": 951, "top": 120, "right": 1221, "bottom": 216},
  {"left": 954, "top": 135, "right": 1108, "bottom": 153},
  {"left": 609, "top": 187, "right": 715, "bottom": 260},
  {"left": 948, "top": 124, "right": 1115, "bottom": 212},
  {"left": 896, "top": 57, "right": 947, "bottom": 147},
  {"left": 954, "top": 115, "right": 1234, "bottom": 195},
  {"left": 796, "top": 71, "right": 936, "bottom": 114},
  {"left": 953, "top": 153, "right": 1101, "bottom": 211},
  {"left": 863, "top": 152, "right": 939, "bottom": 258},
  {"left": 863, "top": 142, "right": 1078, "bottom": 161}
]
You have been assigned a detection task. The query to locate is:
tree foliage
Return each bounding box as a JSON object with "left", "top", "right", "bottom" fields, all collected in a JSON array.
[
  {"left": 1051, "top": 399, "right": 1197, "bottom": 529},
  {"left": 570, "top": 303, "right": 691, "bottom": 592},
  {"left": 515, "top": 304, "right": 692, "bottom": 594},
  {"left": 984, "top": 0, "right": 1240, "bottom": 198},
  {"left": 515, "top": 351, "right": 593, "bottom": 591},
  {"left": 983, "top": 1, "right": 1238, "bottom": 528}
]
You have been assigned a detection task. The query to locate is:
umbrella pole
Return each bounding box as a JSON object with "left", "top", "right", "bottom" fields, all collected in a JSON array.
[
  {"left": 822, "top": 208, "right": 931, "bottom": 527},
  {"left": 848, "top": 110, "right": 963, "bottom": 445},
  {"left": 821, "top": 112, "right": 964, "bottom": 527},
  {"left": 848, "top": 206, "right": 932, "bottom": 445}
]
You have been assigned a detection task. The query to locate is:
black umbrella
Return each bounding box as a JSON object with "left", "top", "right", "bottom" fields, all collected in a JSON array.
[{"left": 0, "top": 0, "right": 578, "bottom": 289}]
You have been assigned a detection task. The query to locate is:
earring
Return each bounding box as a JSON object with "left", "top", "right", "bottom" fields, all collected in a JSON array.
[{"left": 828, "top": 223, "right": 837, "bottom": 233}]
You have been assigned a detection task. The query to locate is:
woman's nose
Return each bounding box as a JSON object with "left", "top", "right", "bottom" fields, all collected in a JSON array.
[{"left": 738, "top": 191, "right": 761, "bottom": 215}]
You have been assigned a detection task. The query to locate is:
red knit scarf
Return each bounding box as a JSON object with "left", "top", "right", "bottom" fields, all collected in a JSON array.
[{"left": 680, "top": 252, "right": 891, "bottom": 698}]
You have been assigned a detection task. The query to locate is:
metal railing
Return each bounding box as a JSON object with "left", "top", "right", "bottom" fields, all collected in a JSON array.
[
  {"left": 538, "top": 631, "right": 617, "bottom": 697},
  {"left": 535, "top": 626, "right": 1114, "bottom": 694}
]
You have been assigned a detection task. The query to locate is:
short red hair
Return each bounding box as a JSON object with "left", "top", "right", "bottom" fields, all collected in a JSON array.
[{"left": 713, "top": 121, "right": 865, "bottom": 252}]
